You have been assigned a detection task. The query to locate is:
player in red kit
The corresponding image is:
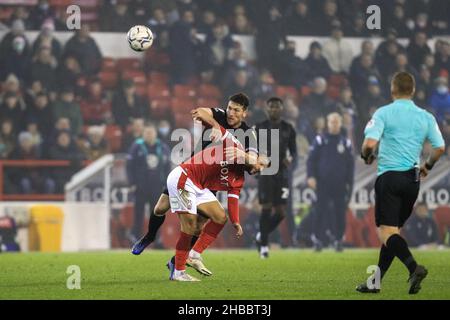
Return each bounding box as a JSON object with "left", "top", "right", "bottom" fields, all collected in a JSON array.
[{"left": 167, "top": 124, "right": 265, "bottom": 281}]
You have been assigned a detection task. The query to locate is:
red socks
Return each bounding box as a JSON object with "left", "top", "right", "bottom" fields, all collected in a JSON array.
[
  {"left": 192, "top": 220, "right": 225, "bottom": 254},
  {"left": 175, "top": 231, "right": 193, "bottom": 271}
]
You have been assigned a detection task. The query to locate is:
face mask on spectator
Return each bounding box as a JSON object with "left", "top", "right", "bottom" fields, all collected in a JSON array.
[
  {"left": 236, "top": 59, "right": 247, "bottom": 68},
  {"left": 437, "top": 85, "right": 449, "bottom": 95},
  {"left": 158, "top": 127, "right": 170, "bottom": 137}
]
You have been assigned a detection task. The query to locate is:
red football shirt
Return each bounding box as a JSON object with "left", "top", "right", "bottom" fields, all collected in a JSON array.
[{"left": 180, "top": 126, "right": 245, "bottom": 223}]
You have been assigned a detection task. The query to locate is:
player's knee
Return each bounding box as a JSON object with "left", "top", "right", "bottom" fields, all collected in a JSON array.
[
  {"left": 378, "top": 226, "right": 400, "bottom": 245},
  {"left": 153, "top": 206, "right": 166, "bottom": 217},
  {"left": 212, "top": 214, "right": 227, "bottom": 225}
]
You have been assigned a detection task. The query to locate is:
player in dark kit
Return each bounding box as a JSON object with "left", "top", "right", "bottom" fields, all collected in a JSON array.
[
  {"left": 255, "top": 97, "right": 297, "bottom": 258},
  {"left": 131, "top": 93, "right": 260, "bottom": 267}
]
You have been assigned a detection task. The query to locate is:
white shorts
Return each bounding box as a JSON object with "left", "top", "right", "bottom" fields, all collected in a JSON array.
[{"left": 166, "top": 166, "right": 218, "bottom": 215}]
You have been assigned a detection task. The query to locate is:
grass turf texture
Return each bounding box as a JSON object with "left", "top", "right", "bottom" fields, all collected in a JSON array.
[{"left": 0, "top": 249, "right": 449, "bottom": 300}]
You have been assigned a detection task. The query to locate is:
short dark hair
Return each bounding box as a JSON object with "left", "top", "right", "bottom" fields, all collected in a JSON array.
[
  {"left": 391, "top": 72, "right": 415, "bottom": 97},
  {"left": 229, "top": 93, "right": 250, "bottom": 110},
  {"left": 266, "top": 97, "right": 283, "bottom": 105}
]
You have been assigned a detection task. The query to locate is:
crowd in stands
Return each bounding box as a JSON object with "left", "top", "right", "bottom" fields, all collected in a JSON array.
[{"left": 0, "top": 0, "right": 449, "bottom": 196}]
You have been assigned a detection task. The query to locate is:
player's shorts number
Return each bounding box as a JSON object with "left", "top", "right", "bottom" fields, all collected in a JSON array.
[{"left": 281, "top": 188, "right": 289, "bottom": 199}]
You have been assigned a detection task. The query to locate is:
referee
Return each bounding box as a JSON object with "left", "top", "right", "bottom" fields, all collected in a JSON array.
[{"left": 357, "top": 72, "right": 445, "bottom": 294}]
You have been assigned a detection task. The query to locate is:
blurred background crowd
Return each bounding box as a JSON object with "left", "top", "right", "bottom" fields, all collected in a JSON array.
[{"left": 0, "top": 0, "right": 449, "bottom": 198}]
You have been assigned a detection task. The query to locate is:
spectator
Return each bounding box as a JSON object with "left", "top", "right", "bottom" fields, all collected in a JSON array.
[
  {"left": 304, "top": 41, "right": 332, "bottom": 81},
  {"left": 51, "top": 87, "right": 83, "bottom": 135},
  {"left": 63, "top": 24, "right": 102, "bottom": 76},
  {"left": 79, "top": 78, "right": 112, "bottom": 125},
  {"left": 29, "top": 0, "right": 56, "bottom": 30},
  {"left": 204, "top": 22, "right": 235, "bottom": 73},
  {"left": 112, "top": 80, "right": 149, "bottom": 129},
  {"left": 434, "top": 40, "right": 450, "bottom": 73},
  {"left": 316, "top": 0, "right": 339, "bottom": 36},
  {"left": 0, "top": 19, "right": 30, "bottom": 66},
  {"left": 222, "top": 46, "right": 258, "bottom": 91},
  {"left": 403, "top": 202, "right": 439, "bottom": 248},
  {"left": 322, "top": 23, "right": 354, "bottom": 74},
  {"left": 25, "top": 121, "right": 43, "bottom": 151},
  {"left": 168, "top": 9, "right": 200, "bottom": 83},
  {"left": 429, "top": 77, "right": 450, "bottom": 124},
  {"left": 253, "top": 70, "right": 276, "bottom": 100},
  {"left": 25, "top": 92, "right": 53, "bottom": 141},
  {"left": 0, "top": 119, "right": 16, "bottom": 159},
  {"left": 121, "top": 118, "right": 145, "bottom": 152},
  {"left": 412, "top": 12, "right": 431, "bottom": 35},
  {"left": 0, "top": 92, "right": 24, "bottom": 132},
  {"left": 351, "top": 40, "right": 375, "bottom": 70},
  {"left": 30, "top": 47, "right": 57, "bottom": 92},
  {"left": 423, "top": 53, "right": 441, "bottom": 80},
  {"left": 148, "top": 7, "right": 169, "bottom": 37},
  {"left": 388, "top": 53, "right": 419, "bottom": 84},
  {"left": 196, "top": 9, "right": 216, "bottom": 35},
  {"left": 255, "top": 4, "right": 285, "bottom": 73},
  {"left": 8, "top": 7, "right": 32, "bottom": 30},
  {"left": 407, "top": 31, "right": 432, "bottom": 71},
  {"left": 156, "top": 119, "right": 173, "bottom": 146},
  {"left": 416, "top": 65, "right": 433, "bottom": 97},
  {"left": 299, "top": 77, "right": 336, "bottom": 143},
  {"left": 1, "top": 75, "right": 25, "bottom": 108},
  {"left": 355, "top": 77, "right": 387, "bottom": 147},
  {"left": 231, "top": 13, "right": 255, "bottom": 35},
  {"left": 32, "top": 19, "right": 61, "bottom": 59},
  {"left": 56, "top": 55, "right": 82, "bottom": 93},
  {"left": 335, "top": 86, "right": 357, "bottom": 143},
  {"left": 276, "top": 40, "right": 308, "bottom": 87},
  {"left": 386, "top": 4, "right": 410, "bottom": 37},
  {"left": 224, "top": 70, "right": 253, "bottom": 102},
  {"left": 0, "top": 35, "right": 30, "bottom": 83},
  {"left": 24, "top": 80, "right": 44, "bottom": 108},
  {"left": 345, "top": 13, "right": 370, "bottom": 37},
  {"left": 349, "top": 53, "right": 382, "bottom": 101},
  {"left": 376, "top": 40, "right": 402, "bottom": 83},
  {"left": 79, "top": 125, "right": 109, "bottom": 161},
  {"left": 48, "top": 130, "right": 84, "bottom": 193},
  {"left": 285, "top": 0, "right": 315, "bottom": 36},
  {"left": 9, "top": 131, "right": 54, "bottom": 194},
  {"left": 129, "top": 0, "right": 152, "bottom": 25},
  {"left": 100, "top": 0, "right": 133, "bottom": 32}
]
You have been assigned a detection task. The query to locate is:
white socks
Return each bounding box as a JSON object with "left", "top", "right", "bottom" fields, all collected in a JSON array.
[
  {"left": 261, "top": 246, "right": 269, "bottom": 254},
  {"left": 189, "top": 249, "right": 201, "bottom": 259}
]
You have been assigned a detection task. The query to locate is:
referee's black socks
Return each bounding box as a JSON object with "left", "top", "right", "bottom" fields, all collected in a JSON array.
[
  {"left": 378, "top": 244, "right": 395, "bottom": 279},
  {"left": 386, "top": 234, "right": 418, "bottom": 275}
]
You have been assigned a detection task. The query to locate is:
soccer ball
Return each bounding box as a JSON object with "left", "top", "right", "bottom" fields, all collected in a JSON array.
[{"left": 127, "top": 25, "right": 153, "bottom": 52}]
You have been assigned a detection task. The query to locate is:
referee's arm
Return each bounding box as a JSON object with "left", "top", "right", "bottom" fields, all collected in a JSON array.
[{"left": 420, "top": 114, "right": 446, "bottom": 177}]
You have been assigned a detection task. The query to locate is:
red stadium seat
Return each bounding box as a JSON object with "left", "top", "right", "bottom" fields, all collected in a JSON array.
[
  {"left": 198, "top": 84, "right": 222, "bottom": 100},
  {"left": 98, "top": 71, "right": 118, "bottom": 89},
  {"left": 196, "top": 98, "right": 220, "bottom": 108},
  {"left": 326, "top": 85, "right": 341, "bottom": 100},
  {"left": 149, "top": 71, "right": 169, "bottom": 85},
  {"left": 116, "top": 58, "right": 141, "bottom": 72},
  {"left": 105, "top": 125, "right": 123, "bottom": 152},
  {"left": 147, "top": 84, "right": 170, "bottom": 99},
  {"left": 363, "top": 207, "right": 381, "bottom": 247},
  {"left": 119, "top": 203, "right": 134, "bottom": 229},
  {"left": 301, "top": 86, "right": 312, "bottom": 98},
  {"left": 328, "top": 74, "right": 348, "bottom": 87},
  {"left": 276, "top": 86, "right": 300, "bottom": 102},
  {"left": 174, "top": 113, "right": 194, "bottom": 129},
  {"left": 121, "top": 70, "right": 146, "bottom": 84},
  {"left": 171, "top": 97, "right": 196, "bottom": 113},
  {"left": 344, "top": 209, "right": 365, "bottom": 247},
  {"left": 101, "top": 57, "right": 116, "bottom": 72},
  {"left": 433, "top": 206, "right": 450, "bottom": 243},
  {"left": 150, "top": 99, "right": 172, "bottom": 119},
  {"left": 173, "top": 85, "right": 197, "bottom": 98}
]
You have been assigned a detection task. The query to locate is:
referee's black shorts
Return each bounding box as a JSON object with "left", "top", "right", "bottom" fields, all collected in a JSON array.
[{"left": 374, "top": 168, "right": 420, "bottom": 228}]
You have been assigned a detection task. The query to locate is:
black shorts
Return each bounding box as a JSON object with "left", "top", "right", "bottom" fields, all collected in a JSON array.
[
  {"left": 258, "top": 172, "right": 290, "bottom": 205},
  {"left": 374, "top": 169, "right": 420, "bottom": 228}
]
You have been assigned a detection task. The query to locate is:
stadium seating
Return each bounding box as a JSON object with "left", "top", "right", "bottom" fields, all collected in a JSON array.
[
  {"left": 363, "top": 207, "right": 381, "bottom": 247},
  {"left": 276, "top": 86, "right": 300, "bottom": 103},
  {"left": 344, "top": 209, "right": 365, "bottom": 247},
  {"left": 98, "top": 70, "right": 119, "bottom": 89},
  {"left": 147, "top": 84, "right": 171, "bottom": 99},
  {"left": 434, "top": 206, "right": 450, "bottom": 243},
  {"left": 173, "top": 85, "right": 197, "bottom": 98},
  {"left": 198, "top": 84, "right": 222, "bottom": 100},
  {"left": 148, "top": 71, "right": 169, "bottom": 85},
  {"left": 116, "top": 58, "right": 141, "bottom": 72},
  {"left": 171, "top": 97, "right": 196, "bottom": 113}
]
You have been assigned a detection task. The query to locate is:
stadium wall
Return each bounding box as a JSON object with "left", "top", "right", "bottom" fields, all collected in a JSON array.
[{"left": 0, "top": 202, "right": 110, "bottom": 252}]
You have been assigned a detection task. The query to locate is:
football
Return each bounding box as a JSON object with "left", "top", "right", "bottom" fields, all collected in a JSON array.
[{"left": 127, "top": 25, "right": 153, "bottom": 51}]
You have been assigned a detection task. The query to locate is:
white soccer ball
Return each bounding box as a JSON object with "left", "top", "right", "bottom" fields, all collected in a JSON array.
[{"left": 127, "top": 25, "right": 153, "bottom": 52}]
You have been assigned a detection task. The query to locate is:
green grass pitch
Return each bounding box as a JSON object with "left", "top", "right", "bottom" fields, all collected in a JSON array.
[{"left": 1, "top": 249, "right": 449, "bottom": 300}]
